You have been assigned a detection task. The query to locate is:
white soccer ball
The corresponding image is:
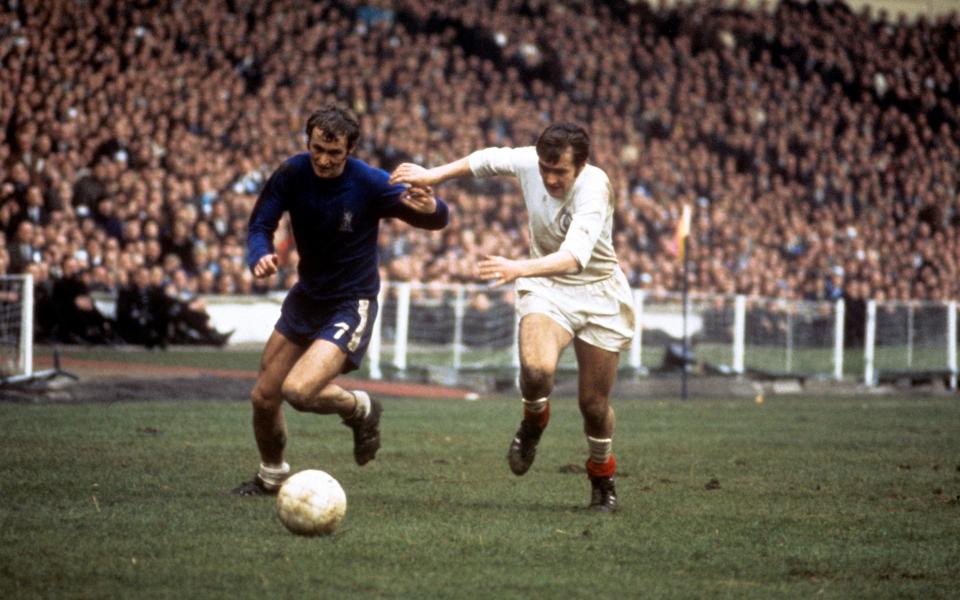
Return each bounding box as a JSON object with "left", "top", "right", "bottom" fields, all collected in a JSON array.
[{"left": 276, "top": 469, "right": 347, "bottom": 536}]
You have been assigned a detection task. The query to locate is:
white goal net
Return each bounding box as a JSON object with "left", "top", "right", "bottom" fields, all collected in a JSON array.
[{"left": 0, "top": 274, "right": 33, "bottom": 382}]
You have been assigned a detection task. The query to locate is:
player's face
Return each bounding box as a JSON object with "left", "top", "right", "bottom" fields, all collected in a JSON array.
[
  {"left": 537, "top": 147, "right": 582, "bottom": 198},
  {"left": 308, "top": 129, "right": 352, "bottom": 178}
]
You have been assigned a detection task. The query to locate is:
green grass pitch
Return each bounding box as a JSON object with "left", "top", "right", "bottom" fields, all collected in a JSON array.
[{"left": 1, "top": 391, "right": 958, "bottom": 598}]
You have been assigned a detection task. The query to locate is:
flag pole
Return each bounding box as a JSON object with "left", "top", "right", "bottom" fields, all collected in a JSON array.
[
  {"left": 676, "top": 203, "right": 692, "bottom": 401},
  {"left": 681, "top": 233, "right": 689, "bottom": 401}
]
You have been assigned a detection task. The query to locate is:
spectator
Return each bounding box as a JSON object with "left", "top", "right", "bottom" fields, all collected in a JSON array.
[
  {"left": 27, "top": 262, "right": 58, "bottom": 343},
  {"left": 115, "top": 267, "right": 169, "bottom": 349},
  {"left": 162, "top": 268, "right": 233, "bottom": 346},
  {"left": 92, "top": 197, "right": 123, "bottom": 241},
  {"left": 50, "top": 256, "right": 115, "bottom": 344},
  {"left": 20, "top": 185, "right": 50, "bottom": 227}
]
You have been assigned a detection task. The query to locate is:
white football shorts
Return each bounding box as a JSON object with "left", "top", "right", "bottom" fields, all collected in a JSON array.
[{"left": 515, "top": 269, "right": 636, "bottom": 353}]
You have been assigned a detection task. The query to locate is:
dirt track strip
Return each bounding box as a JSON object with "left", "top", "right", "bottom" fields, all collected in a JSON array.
[{"left": 34, "top": 356, "right": 476, "bottom": 400}]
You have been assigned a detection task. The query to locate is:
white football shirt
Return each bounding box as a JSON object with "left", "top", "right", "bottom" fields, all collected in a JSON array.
[{"left": 468, "top": 146, "right": 620, "bottom": 285}]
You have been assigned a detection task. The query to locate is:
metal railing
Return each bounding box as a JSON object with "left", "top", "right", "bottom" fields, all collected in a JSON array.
[{"left": 369, "top": 282, "right": 958, "bottom": 389}]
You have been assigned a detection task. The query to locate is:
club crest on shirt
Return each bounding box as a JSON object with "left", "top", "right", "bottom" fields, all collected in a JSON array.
[
  {"left": 558, "top": 210, "right": 572, "bottom": 234},
  {"left": 339, "top": 210, "right": 353, "bottom": 232}
]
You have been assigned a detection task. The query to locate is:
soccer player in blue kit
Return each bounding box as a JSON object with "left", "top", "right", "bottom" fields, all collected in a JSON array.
[{"left": 233, "top": 106, "right": 449, "bottom": 495}]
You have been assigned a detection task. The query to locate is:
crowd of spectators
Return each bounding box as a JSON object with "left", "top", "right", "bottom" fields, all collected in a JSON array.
[{"left": 1, "top": 0, "right": 959, "bottom": 344}]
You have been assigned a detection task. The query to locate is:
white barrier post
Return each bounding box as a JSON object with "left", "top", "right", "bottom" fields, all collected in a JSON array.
[
  {"left": 834, "top": 299, "right": 845, "bottom": 381},
  {"left": 948, "top": 301, "right": 957, "bottom": 390},
  {"left": 20, "top": 273, "right": 33, "bottom": 377},
  {"left": 393, "top": 282, "right": 410, "bottom": 372},
  {"left": 368, "top": 283, "right": 385, "bottom": 380},
  {"left": 733, "top": 295, "right": 745, "bottom": 375},
  {"left": 452, "top": 285, "right": 465, "bottom": 370},
  {"left": 785, "top": 306, "right": 794, "bottom": 373},
  {"left": 906, "top": 302, "right": 915, "bottom": 368},
  {"left": 629, "top": 289, "right": 644, "bottom": 371},
  {"left": 864, "top": 300, "right": 876, "bottom": 386}
]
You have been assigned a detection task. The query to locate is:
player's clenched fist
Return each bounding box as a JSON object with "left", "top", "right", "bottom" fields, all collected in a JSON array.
[
  {"left": 253, "top": 253, "right": 279, "bottom": 278},
  {"left": 400, "top": 185, "right": 436, "bottom": 214}
]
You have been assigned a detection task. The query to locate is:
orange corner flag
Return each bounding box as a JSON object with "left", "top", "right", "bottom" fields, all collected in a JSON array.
[{"left": 675, "top": 204, "right": 692, "bottom": 262}]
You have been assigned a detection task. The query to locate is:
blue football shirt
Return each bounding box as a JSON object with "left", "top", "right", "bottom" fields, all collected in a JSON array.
[{"left": 247, "top": 153, "right": 448, "bottom": 300}]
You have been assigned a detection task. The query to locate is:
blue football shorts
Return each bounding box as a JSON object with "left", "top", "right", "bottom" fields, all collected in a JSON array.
[{"left": 275, "top": 286, "right": 379, "bottom": 373}]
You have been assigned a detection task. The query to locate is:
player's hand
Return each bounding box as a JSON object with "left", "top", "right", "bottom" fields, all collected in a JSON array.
[
  {"left": 400, "top": 185, "right": 436, "bottom": 214},
  {"left": 477, "top": 255, "right": 521, "bottom": 288},
  {"left": 390, "top": 163, "right": 435, "bottom": 187},
  {"left": 253, "top": 253, "right": 279, "bottom": 278}
]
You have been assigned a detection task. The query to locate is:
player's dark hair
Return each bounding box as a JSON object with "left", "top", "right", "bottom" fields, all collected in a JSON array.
[
  {"left": 535, "top": 123, "right": 590, "bottom": 167},
  {"left": 305, "top": 105, "right": 361, "bottom": 150}
]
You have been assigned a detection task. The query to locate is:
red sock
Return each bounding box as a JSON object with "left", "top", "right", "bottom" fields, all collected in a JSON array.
[
  {"left": 586, "top": 454, "right": 616, "bottom": 479},
  {"left": 523, "top": 402, "right": 550, "bottom": 430}
]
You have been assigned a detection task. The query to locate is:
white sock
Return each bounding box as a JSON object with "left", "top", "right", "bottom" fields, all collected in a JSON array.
[
  {"left": 587, "top": 436, "right": 612, "bottom": 464},
  {"left": 258, "top": 462, "right": 290, "bottom": 490},
  {"left": 350, "top": 390, "right": 371, "bottom": 421},
  {"left": 522, "top": 397, "right": 548, "bottom": 413}
]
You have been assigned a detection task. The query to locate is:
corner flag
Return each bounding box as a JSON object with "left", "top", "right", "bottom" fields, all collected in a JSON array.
[{"left": 676, "top": 204, "right": 692, "bottom": 262}]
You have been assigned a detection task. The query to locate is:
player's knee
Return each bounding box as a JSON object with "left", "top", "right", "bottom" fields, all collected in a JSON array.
[
  {"left": 520, "top": 364, "right": 555, "bottom": 398},
  {"left": 281, "top": 380, "right": 313, "bottom": 412},
  {"left": 250, "top": 384, "right": 282, "bottom": 412},
  {"left": 579, "top": 394, "right": 611, "bottom": 424}
]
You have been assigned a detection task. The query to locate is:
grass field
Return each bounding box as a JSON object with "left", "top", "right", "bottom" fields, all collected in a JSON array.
[{"left": 2, "top": 373, "right": 959, "bottom": 599}]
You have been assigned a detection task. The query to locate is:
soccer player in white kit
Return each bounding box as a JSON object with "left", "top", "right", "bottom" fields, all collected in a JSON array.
[{"left": 390, "top": 123, "right": 635, "bottom": 512}]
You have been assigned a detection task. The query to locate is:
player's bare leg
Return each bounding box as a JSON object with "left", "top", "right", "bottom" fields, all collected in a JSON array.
[
  {"left": 281, "top": 339, "right": 354, "bottom": 414},
  {"left": 508, "top": 314, "right": 572, "bottom": 475},
  {"left": 234, "top": 329, "right": 305, "bottom": 495},
  {"left": 283, "top": 339, "right": 383, "bottom": 465},
  {"left": 574, "top": 338, "right": 620, "bottom": 512}
]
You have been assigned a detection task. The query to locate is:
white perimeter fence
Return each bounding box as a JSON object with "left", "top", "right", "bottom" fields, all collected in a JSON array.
[
  {"left": 360, "top": 283, "right": 957, "bottom": 389},
  {"left": 84, "top": 281, "right": 959, "bottom": 389}
]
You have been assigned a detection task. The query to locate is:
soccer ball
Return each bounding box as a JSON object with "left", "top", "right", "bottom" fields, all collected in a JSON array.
[{"left": 276, "top": 470, "right": 347, "bottom": 536}]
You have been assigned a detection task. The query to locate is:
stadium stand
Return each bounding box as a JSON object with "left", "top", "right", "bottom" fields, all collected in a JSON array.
[{"left": 0, "top": 0, "right": 958, "bottom": 347}]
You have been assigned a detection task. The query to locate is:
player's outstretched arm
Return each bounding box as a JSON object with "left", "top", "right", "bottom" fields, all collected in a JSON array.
[
  {"left": 478, "top": 251, "right": 580, "bottom": 288},
  {"left": 390, "top": 157, "right": 473, "bottom": 187}
]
